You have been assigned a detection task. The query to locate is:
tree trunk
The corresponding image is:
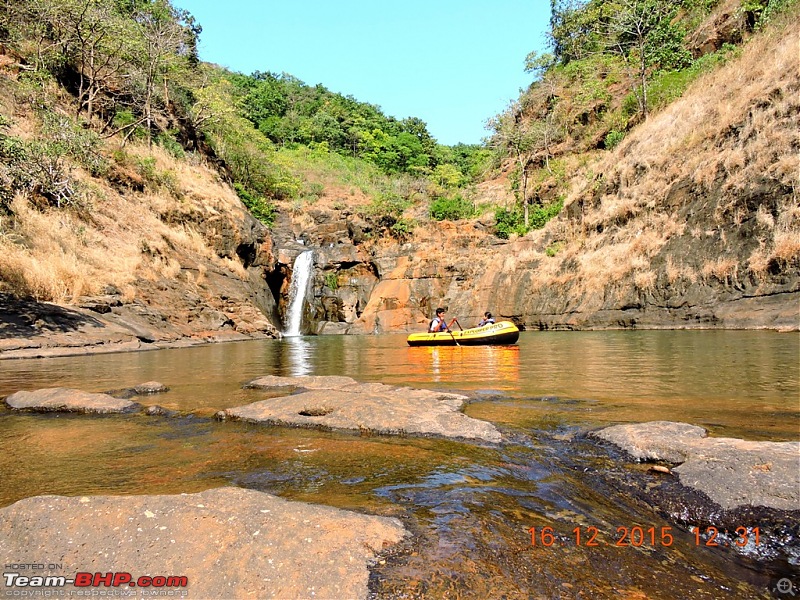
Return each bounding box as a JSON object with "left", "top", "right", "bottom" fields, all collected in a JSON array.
[{"left": 639, "top": 43, "right": 648, "bottom": 119}]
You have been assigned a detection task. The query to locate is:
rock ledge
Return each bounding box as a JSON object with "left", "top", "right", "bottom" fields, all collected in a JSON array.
[
  {"left": 593, "top": 421, "right": 800, "bottom": 511},
  {"left": 229, "top": 375, "right": 502, "bottom": 443},
  {"left": 0, "top": 487, "right": 406, "bottom": 600}
]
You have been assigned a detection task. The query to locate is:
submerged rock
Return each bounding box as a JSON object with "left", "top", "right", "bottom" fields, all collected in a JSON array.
[
  {"left": 4, "top": 387, "right": 136, "bottom": 414},
  {"left": 593, "top": 421, "right": 800, "bottom": 511},
  {"left": 233, "top": 375, "right": 502, "bottom": 443},
  {"left": 144, "top": 404, "right": 177, "bottom": 417},
  {"left": 0, "top": 487, "right": 406, "bottom": 600},
  {"left": 133, "top": 381, "right": 169, "bottom": 394}
]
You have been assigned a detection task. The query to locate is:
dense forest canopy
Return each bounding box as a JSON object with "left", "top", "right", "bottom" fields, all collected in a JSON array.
[{"left": 228, "top": 69, "right": 487, "bottom": 180}]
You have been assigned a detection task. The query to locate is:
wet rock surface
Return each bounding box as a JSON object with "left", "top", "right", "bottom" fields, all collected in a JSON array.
[
  {"left": 230, "top": 375, "right": 502, "bottom": 443},
  {"left": 3, "top": 387, "right": 136, "bottom": 413},
  {"left": 593, "top": 421, "right": 800, "bottom": 511},
  {"left": 0, "top": 487, "right": 407, "bottom": 600},
  {"left": 575, "top": 432, "right": 800, "bottom": 570}
]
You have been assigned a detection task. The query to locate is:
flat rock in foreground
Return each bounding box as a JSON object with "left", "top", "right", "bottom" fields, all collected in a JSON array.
[
  {"left": 4, "top": 387, "right": 136, "bottom": 413},
  {"left": 0, "top": 487, "right": 406, "bottom": 600},
  {"left": 232, "top": 375, "right": 502, "bottom": 443},
  {"left": 593, "top": 421, "right": 800, "bottom": 511}
]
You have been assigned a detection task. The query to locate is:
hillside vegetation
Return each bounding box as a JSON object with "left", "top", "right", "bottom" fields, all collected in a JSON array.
[
  {"left": 0, "top": 0, "right": 796, "bottom": 347},
  {"left": 0, "top": 0, "right": 489, "bottom": 304}
]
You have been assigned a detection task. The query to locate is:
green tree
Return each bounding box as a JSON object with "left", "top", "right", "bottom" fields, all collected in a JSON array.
[{"left": 607, "top": 0, "right": 691, "bottom": 118}]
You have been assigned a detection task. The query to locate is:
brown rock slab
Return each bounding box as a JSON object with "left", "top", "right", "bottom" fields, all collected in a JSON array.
[
  {"left": 0, "top": 487, "right": 406, "bottom": 600},
  {"left": 233, "top": 376, "right": 502, "bottom": 443},
  {"left": 4, "top": 387, "right": 136, "bottom": 413},
  {"left": 594, "top": 421, "right": 800, "bottom": 510}
]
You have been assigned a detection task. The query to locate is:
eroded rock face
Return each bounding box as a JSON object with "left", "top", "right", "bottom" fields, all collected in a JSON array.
[
  {"left": 593, "top": 421, "right": 800, "bottom": 511},
  {"left": 230, "top": 375, "right": 502, "bottom": 443},
  {"left": 0, "top": 487, "right": 407, "bottom": 600},
  {"left": 4, "top": 387, "right": 136, "bottom": 413}
]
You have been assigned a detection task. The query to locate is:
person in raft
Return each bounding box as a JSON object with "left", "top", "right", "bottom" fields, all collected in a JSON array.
[
  {"left": 429, "top": 307, "right": 456, "bottom": 333},
  {"left": 478, "top": 312, "right": 495, "bottom": 326}
]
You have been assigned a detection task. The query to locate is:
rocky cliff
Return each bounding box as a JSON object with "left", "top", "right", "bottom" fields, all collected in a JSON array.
[
  {"left": 286, "top": 17, "right": 799, "bottom": 335},
  {"left": 0, "top": 11, "right": 797, "bottom": 360}
]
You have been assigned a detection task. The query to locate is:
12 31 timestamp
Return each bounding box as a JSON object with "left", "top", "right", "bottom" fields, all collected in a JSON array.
[{"left": 528, "top": 525, "right": 761, "bottom": 548}]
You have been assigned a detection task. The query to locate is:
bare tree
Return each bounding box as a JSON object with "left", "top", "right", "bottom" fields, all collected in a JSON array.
[
  {"left": 64, "top": 0, "right": 131, "bottom": 122},
  {"left": 607, "top": 0, "right": 680, "bottom": 119},
  {"left": 130, "top": 0, "right": 189, "bottom": 144},
  {"left": 490, "top": 103, "right": 538, "bottom": 227},
  {"left": 490, "top": 86, "right": 564, "bottom": 228}
]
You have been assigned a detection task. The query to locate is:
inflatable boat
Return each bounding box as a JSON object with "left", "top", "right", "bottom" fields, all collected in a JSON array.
[{"left": 407, "top": 320, "right": 520, "bottom": 346}]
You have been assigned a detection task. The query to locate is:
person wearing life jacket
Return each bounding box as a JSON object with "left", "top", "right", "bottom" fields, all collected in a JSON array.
[
  {"left": 429, "top": 307, "right": 455, "bottom": 333},
  {"left": 478, "top": 312, "right": 495, "bottom": 326}
]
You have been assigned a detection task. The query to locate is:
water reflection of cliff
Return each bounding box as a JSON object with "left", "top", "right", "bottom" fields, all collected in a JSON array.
[{"left": 404, "top": 345, "right": 520, "bottom": 388}]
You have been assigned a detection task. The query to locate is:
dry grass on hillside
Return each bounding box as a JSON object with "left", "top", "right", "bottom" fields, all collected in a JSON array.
[
  {"left": 521, "top": 14, "right": 800, "bottom": 298},
  {"left": 0, "top": 139, "right": 252, "bottom": 303}
]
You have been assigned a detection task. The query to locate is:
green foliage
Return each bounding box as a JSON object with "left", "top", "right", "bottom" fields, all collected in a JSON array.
[
  {"left": 199, "top": 74, "right": 302, "bottom": 201},
  {"left": 0, "top": 138, "right": 82, "bottom": 209},
  {"left": 6, "top": 0, "right": 202, "bottom": 141},
  {"left": 524, "top": 50, "right": 557, "bottom": 78},
  {"left": 391, "top": 218, "right": 415, "bottom": 240},
  {"left": 0, "top": 111, "right": 108, "bottom": 210},
  {"left": 546, "top": 241, "right": 564, "bottom": 257},
  {"left": 619, "top": 43, "right": 739, "bottom": 115},
  {"left": 429, "top": 194, "right": 476, "bottom": 221},
  {"left": 39, "top": 112, "right": 107, "bottom": 176},
  {"left": 324, "top": 272, "right": 339, "bottom": 290},
  {"left": 230, "top": 71, "right": 467, "bottom": 179},
  {"left": 301, "top": 181, "right": 324, "bottom": 203},
  {"left": 494, "top": 197, "right": 564, "bottom": 239},
  {"left": 604, "top": 129, "right": 625, "bottom": 149},
  {"left": 365, "top": 191, "right": 412, "bottom": 218},
  {"left": 113, "top": 109, "right": 146, "bottom": 141},
  {"left": 529, "top": 197, "right": 564, "bottom": 229},
  {"left": 134, "top": 156, "right": 178, "bottom": 194},
  {"left": 234, "top": 183, "right": 276, "bottom": 227},
  {"left": 154, "top": 130, "right": 185, "bottom": 159},
  {"left": 432, "top": 163, "right": 464, "bottom": 188},
  {"left": 494, "top": 207, "right": 529, "bottom": 239},
  {"left": 756, "top": 0, "right": 798, "bottom": 27}
]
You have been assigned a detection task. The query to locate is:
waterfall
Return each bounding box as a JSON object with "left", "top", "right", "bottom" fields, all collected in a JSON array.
[{"left": 284, "top": 250, "right": 313, "bottom": 337}]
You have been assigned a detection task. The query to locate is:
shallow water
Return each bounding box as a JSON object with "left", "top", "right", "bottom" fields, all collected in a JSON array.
[{"left": 0, "top": 330, "right": 798, "bottom": 598}]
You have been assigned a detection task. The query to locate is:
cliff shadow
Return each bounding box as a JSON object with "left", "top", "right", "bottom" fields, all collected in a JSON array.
[{"left": 0, "top": 294, "right": 104, "bottom": 339}]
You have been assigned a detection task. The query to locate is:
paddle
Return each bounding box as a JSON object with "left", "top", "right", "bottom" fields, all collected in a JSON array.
[{"left": 447, "top": 318, "right": 461, "bottom": 346}]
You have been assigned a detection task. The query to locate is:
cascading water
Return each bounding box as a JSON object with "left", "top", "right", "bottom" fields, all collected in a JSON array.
[{"left": 284, "top": 250, "right": 313, "bottom": 337}]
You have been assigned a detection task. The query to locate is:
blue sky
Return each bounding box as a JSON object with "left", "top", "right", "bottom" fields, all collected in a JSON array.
[{"left": 175, "top": 1, "right": 551, "bottom": 146}]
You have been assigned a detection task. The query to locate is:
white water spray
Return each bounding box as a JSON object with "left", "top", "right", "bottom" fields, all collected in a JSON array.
[{"left": 284, "top": 250, "right": 313, "bottom": 337}]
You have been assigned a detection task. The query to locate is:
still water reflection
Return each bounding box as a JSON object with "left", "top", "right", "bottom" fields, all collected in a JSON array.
[
  {"left": 0, "top": 330, "right": 797, "bottom": 598},
  {"left": 0, "top": 330, "right": 796, "bottom": 436}
]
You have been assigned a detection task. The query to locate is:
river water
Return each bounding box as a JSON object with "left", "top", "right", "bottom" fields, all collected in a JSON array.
[{"left": 0, "top": 330, "right": 798, "bottom": 598}]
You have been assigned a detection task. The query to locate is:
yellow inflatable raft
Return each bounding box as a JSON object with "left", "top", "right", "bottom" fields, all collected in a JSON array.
[{"left": 407, "top": 320, "right": 520, "bottom": 346}]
